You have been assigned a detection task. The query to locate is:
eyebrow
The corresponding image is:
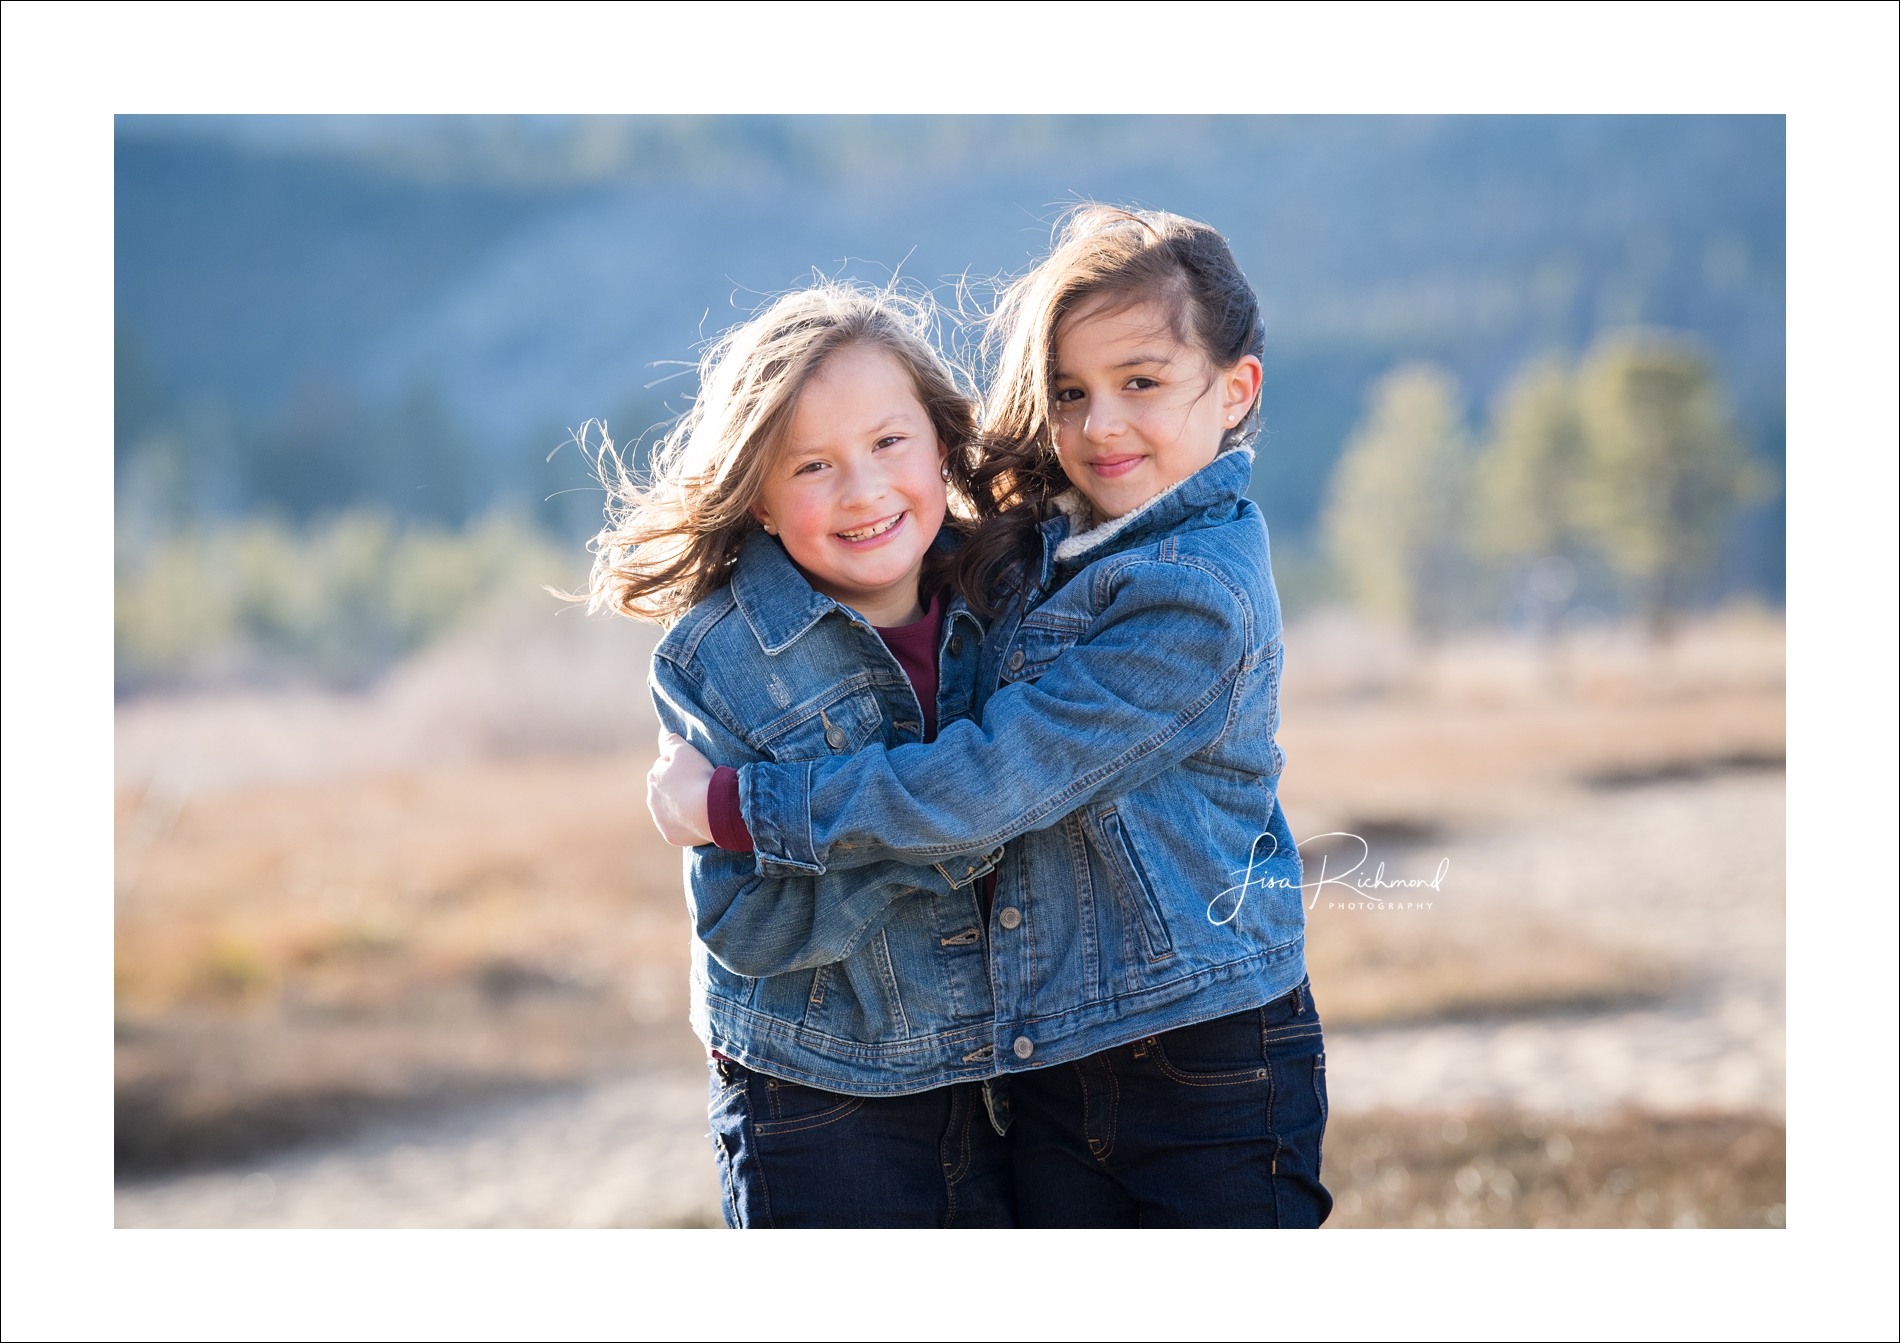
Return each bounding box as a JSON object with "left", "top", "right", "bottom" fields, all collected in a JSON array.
[
  {"left": 783, "top": 413, "right": 913, "bottom": 460},
  {"left": 1053, "top": 352, "right": 1177, "bottom": 379}
]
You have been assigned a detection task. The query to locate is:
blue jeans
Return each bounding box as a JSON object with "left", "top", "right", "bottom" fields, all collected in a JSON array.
[
  {"left": 1008, "top": 982, "right": 1333, "bottom": 1227},
  {"left": 707, "top": 1059, "right": 1014, "bottom": 1228}
]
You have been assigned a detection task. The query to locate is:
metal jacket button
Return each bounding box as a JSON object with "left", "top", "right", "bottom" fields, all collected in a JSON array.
[
  {"left": 1008, "top": 650, "right": 1026, "bottom": 672},
  {"left": 824, "top": 725, "right": 847, "bottom": 749},
  {"left": 998, "top": 906, "right": 1022, "bottom": 930},
  {"left": 1013, "top": 1036, "right": 1034, "bottom": 1059},
  {"left": 948, "top": 634, "right": 963, "bottom": 658}
]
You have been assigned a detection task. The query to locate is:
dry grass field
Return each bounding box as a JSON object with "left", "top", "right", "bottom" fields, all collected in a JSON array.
[
  {"left": 114, "top": 607, "right": 1784, "bottom": 1225},
  {"left": 115, "top": 752, "right": 700, "bottom": 1169},
  {"left": 1321, "top": 1110, "right": 1785, "bottom": 1229}
]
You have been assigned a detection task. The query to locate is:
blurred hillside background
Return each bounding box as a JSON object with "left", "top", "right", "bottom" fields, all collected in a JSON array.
[{"left": 114, "top": 115, "right": 1784, "bottom": 1229}]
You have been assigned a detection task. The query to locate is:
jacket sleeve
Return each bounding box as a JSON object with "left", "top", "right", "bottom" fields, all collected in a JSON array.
[
  {"left": 649, "top": 650, "right": 994, "bottom": 977},
  {"left": 737, "top": 560, "right": 1254, "bottom": 876}
]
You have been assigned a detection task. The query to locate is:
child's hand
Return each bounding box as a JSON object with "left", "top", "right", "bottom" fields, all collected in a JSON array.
[{"left": 648, "top": 730, "right": 716, "bottom": 847}]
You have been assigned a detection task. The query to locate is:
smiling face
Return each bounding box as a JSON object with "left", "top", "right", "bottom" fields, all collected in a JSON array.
[
  {"left": 1050, "top": 297, "right": 1263, "bottom": 525},
  {"left": 750, "top": 341, "right": 949, "bottom": 627}
]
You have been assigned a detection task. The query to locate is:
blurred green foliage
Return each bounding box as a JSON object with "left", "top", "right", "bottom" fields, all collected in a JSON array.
[
  {"left": 1322, "top": 365, "right": 1482, "bottom": 634},
  {"left": 1321, "top": 329, "right": 1771, "bottom": 635},
  {"left": 115, "top": 509, "right": 573, "bottom": 692},
  {"left": 1570, "top": 335, "right": 1773, "bottom": 630},
  {"left": 1473, "top": 357, "right": 1590, "bottom": 563},
  {"left": 112, "top": 327, "right": 1770, "bottom": 696}
]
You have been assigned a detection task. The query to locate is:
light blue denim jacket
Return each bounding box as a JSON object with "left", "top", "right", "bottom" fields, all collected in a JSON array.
[
  {"left": 649, "top": 529, "right": 1005, "bottom": 1095},
  {"left": 736, "top": 448, "right": 1308, "bottom": 1075}
]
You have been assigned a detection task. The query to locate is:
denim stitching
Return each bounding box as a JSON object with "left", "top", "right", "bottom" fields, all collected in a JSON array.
[
  {"left": 751, "top": 1094, "right": 867, "bottom": 1136},
  {"left": 873, "top": 927, "right": 912, "bottom": 1038},
  {"left": 707, "top": 941, "right": 1304, "bottom": 1052},
  {"left": 650, "top": 661, "right": 756, "bottom": 763},
  {"left": 705, "top": 997, "right": 995, "bottom": 1060},
  {"left": 664, "top": 585, "right": 738, "bottom": 664},
  {"left": 1263, "top": 1029, "right": 1285, "bottom": 1224},
  {"left": 1064, "top": 813, "right": 1101, "bottom": 1001},
  {"left": 941, "top": 1088, "right": 974, "bottom": 1227},
  {"left": 1146, "top": 1025, "right": 1273, "bottom": 1088},
  {"left": 696, "top": 949, "right": 1309, "bottom": 1090},
  {"left": 744, "top": 671, "right": 884, "bottom": 748},
  {"left": 740, "top": 1071, "right": 777, "bottom": 1227},
  {"left": 1096, "top": 806, "right": 1175, "bottom": 962},
  {"left": 1313, "top": 1050, "right": 1329, "bottom": 1177},
  {"left": 1075, "top": 1062, "right": 1106, "bottom": 1162}
]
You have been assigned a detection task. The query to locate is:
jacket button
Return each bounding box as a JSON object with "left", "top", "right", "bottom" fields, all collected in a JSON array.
[
  {"left": 998, "top": 906, "right": 1022, "bottom": 930},
  {"left": 824, "top": 725, "right": 847, "bottom": 750},
  {"left": 1008, "top": 650, "right": 1026, "bottom": 673},
  {"left": 1013, "top": 1036, "right": 1034, "bottom": 1059},
  {"left": 948, "top": 634, "right": 963, "bottom": 658}
]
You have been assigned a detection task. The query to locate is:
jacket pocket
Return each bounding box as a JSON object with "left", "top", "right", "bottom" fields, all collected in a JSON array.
[
  {"left": 764, "top": 687, "right": 884, "bottom": 761},
  {"left": 999, "top": 617, "right": 1085, "bottom": 684},
  {"left": 1096, "top": 807, "right": 1174, "bottom": 961}
]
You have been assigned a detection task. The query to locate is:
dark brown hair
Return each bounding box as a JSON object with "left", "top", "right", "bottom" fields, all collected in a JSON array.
[
  {"left": 953, "top": 205, "right": 1265, "bottom": 613},
  {"left": 580, "top": 281, "right": 979, "bottom": 624}
]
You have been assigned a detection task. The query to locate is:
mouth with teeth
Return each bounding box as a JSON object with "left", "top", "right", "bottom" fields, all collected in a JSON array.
[{"left": 835, "top": 512, "right": 907, "bottom": 545}]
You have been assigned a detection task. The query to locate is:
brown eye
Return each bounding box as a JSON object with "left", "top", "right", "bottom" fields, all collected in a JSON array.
[{"left": 1054, "top": 388, "right": 1084, "bottom": 405}]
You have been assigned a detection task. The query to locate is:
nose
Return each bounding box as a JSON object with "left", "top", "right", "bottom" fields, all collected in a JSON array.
[
  {"left": 834, "top": 454, "right": 888, "bottom": 512},
  {"left": 1081, "top": 397, "right": 1123, "bottom": 445}
]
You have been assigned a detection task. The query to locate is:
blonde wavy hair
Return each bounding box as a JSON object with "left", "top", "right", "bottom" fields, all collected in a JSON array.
[{"left": 581, "top": 282, "right": 980, "bottom": 625}]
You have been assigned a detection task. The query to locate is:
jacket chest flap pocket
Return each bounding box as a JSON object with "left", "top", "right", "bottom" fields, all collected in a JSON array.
[
  {"left": 999, "top": 618, "right": 1086, "bottom": 685},
  {"left": 765, "top": 688, "right": 885, "bottom": 762}
]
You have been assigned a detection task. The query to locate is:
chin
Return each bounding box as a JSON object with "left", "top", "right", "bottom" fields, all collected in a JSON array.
[
  {"left": 1089, "top": 483, "right": 1149, "bottom": 518},
  {"left": 833, "top": 555, "right": 921, "bottom": 590}
]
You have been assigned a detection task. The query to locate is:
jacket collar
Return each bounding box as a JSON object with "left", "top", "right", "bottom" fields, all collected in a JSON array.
[
  {"left": 730, "top": 530, "right": 840, "bottom": 655},
  {"left": 1034, "top": 447, "right": 1256, "bottom": 584},
  {"left": 729, "top": 526, "right": 975, "bottom": 656}
]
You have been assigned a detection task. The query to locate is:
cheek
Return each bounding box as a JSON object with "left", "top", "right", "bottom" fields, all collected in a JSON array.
[
  {"left": 906, "top": 464, "right": 949, "bottom": 522},
  {"left": 764, "top": 487, "right": 838, "bottom": 564},
  {"left": 1143, "top": 400, "right": 1216, "bottom": 458}
]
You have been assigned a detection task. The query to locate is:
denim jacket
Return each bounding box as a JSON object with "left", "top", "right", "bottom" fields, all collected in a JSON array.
[
  {"left": 736, "top": 448, "right": 1307, "bottom": 1075},
  {"left": 649, "top": 529, "right": 1005, "bottom": 1095}
]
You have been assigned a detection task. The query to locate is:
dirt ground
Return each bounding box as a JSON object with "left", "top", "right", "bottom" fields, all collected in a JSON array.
[{"left": 113, "top": 609, "right": 1785, "bottom": 1225}]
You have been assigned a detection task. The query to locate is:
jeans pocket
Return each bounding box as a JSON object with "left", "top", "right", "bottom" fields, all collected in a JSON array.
[
  {"left": 1261, "top": 978, "right": 1325, "bottom": 1050},
  {"left": 1145, "top": 1008, "right": 1272, "bottom": 1087},
  {"left": 755, "top": 1075, "right": 866, "bottom": 1136}
]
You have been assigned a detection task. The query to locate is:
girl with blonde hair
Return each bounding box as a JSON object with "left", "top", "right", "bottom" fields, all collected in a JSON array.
[{"left": 592, "top": 280, "right": 1014, "bottom": 1227}]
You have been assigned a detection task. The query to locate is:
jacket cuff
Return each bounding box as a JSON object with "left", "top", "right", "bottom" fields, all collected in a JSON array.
[
  {"left": 707, "top": 767, "right": 753, "bottom": 853},
  {"left": 736, "top": 760, "right": 823, "bottom": 874}
]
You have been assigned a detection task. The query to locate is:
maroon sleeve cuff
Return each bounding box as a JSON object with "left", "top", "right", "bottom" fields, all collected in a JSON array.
[{"left": 707, "top": 766, "right": 754, "bottom": 852}]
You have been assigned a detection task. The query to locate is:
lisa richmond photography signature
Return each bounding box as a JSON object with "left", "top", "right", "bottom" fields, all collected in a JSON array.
[{"left": 1207, "top": 830, "right": 1449, "bottom": 925}]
